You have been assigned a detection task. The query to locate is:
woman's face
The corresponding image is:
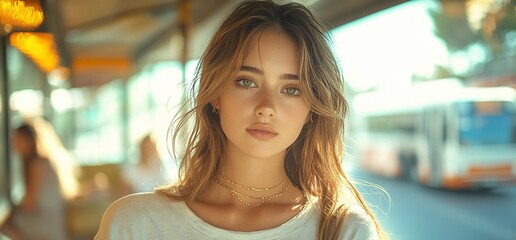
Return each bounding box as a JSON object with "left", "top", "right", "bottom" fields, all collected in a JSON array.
[
  {"left": 12, "top": 132, "right": 32, "bottom": 160},
  {"left": 215, "top": 29, "right": 310, "bottom": 160}
]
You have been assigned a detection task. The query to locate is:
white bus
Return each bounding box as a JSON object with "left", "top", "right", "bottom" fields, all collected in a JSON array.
[{"left": 352, "top": 79, "right": 516, "bottom": 189}]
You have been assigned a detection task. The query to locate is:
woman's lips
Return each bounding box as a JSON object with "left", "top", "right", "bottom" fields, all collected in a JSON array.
[{"left": 246, "top": 124, "right": 278, "bottom": 140}]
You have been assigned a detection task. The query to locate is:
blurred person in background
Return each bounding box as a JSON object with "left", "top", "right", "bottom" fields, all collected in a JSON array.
[
  {"left": 0, "top": 123, "right": 67, "bottom": 240},
  {"left": 31, "top": 117, "right": 80, "bottom": 201},
  {"left": 120, "top": 134, "right": 169, "bottom": 194}
]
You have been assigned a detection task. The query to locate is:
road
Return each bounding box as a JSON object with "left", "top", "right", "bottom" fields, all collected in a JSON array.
[{"left": 348, "top": 169, "right": 516, "bottom": 240}]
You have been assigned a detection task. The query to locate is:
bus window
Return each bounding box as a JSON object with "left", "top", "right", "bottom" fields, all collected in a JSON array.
[
  {"left": 475, "top": 101, "right": 503, "bottom": 115},
  {"left": 367, "top": 114, "right": 417, "bottom": 135},
  {"left": 456, "top": 101, "right": 515, "bottom": 145}
]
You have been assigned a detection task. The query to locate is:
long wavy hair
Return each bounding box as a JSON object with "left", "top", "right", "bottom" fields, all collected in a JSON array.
[{"left": 157, "top": 1, "right": 387, "bottom": 239}]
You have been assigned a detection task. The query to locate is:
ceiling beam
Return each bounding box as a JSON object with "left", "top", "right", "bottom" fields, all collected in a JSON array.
[{"left": 66, "top": 1, "right": 177, "bottom": 32}]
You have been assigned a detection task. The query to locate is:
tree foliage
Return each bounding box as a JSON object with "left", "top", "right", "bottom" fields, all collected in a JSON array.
[{"left": 428, "top": 0, "right": 515, "bottom": 80}]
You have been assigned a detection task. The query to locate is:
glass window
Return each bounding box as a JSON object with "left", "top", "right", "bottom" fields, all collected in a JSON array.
[
  {"left": 74, "top": 80, "right": 124, "bottom": 164},
  {"left": 456, "top": 101, "right": 515, "bottom": 144}
]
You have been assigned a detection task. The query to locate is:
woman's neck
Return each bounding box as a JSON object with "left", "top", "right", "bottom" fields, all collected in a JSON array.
[
  {"left": 22, "top": 152, "right": 39, "bottom": 163},
  {"left": 219, "top": 146, "right": 288, "bottom": 189}
]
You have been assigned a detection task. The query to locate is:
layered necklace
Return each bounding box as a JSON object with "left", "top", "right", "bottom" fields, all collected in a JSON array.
[{"left": 215, "top": 175, "right": 289, "bottom": 207}]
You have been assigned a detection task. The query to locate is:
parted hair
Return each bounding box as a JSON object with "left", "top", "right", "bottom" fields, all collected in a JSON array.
[{"left": 157, "top": 1, "right": 387, "bottom": 239}]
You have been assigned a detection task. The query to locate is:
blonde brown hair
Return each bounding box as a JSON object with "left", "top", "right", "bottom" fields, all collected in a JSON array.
[{"left": 158, "top": 1, "right": 387, "bottom": 239}]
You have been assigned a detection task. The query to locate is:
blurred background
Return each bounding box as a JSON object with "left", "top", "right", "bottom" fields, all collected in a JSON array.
[{"left": 0, "top": 0, "right": 515, "bottom": 239}]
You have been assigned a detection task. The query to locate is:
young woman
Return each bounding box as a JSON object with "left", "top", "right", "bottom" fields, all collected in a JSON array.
[{"left": 96, "top": 1, "right": 388, "bottom": 239}]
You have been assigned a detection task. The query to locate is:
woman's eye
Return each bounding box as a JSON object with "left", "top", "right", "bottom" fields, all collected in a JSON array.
[
  {"left": 282, "top": 87, "right": 300, "bottom": 96},
  {"left": 235, "top": 79, "right": 257, "bottom": 88}
]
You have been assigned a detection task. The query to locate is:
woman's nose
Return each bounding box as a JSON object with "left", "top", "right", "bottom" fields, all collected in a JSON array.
[{"left": 254, "top": 91, "right": 275, "bottom": 118}]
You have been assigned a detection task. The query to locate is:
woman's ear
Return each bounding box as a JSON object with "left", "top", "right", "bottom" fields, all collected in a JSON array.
[{"left": 211, "top": 98, "right": 220, "bottom": 110}]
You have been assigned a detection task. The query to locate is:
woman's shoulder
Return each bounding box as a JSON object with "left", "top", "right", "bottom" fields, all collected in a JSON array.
[
  {"left": 339, "top": 204, "right": 380, "bottom": 240},
  {"left": 102, "top": 192, "right": 179, "bottom": 217},
  {"left": 95, "top": 192, "right": 184, "bottom": 239},
  {"left": 115, "top": 191, "right": 171, "bottom": 203}
]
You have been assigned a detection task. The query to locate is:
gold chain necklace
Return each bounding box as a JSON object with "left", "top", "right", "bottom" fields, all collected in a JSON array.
[
  {"left": 214, "top": 178, "right": 289, "bottom": 207},
  {"left": 219, "top": 175, "right": 287, "bottom": 192}
]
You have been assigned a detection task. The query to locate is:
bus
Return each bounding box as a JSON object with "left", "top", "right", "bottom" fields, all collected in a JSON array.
[{"left": 351, "top": 79, "right": 516, "bottom": 189}]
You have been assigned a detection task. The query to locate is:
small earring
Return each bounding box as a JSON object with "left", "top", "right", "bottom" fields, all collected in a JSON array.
[{"left": 212, "top": 106, "right": 219, "bottom": 114}]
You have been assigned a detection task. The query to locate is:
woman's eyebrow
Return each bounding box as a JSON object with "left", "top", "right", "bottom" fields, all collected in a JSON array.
[
  {"left": 240, "top": 65, "right": 262, "bottom": 74},
  {"left": 281, "top": 73, "right": 299, "bottom": 80},
  {"left": 240, "top": 65, "right": 299, "bottom": 80}
]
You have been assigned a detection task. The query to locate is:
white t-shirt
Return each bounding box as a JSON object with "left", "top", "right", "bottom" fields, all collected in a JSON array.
[{"left": 95, "top": 192, "right": 378, "bottom": 240}]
